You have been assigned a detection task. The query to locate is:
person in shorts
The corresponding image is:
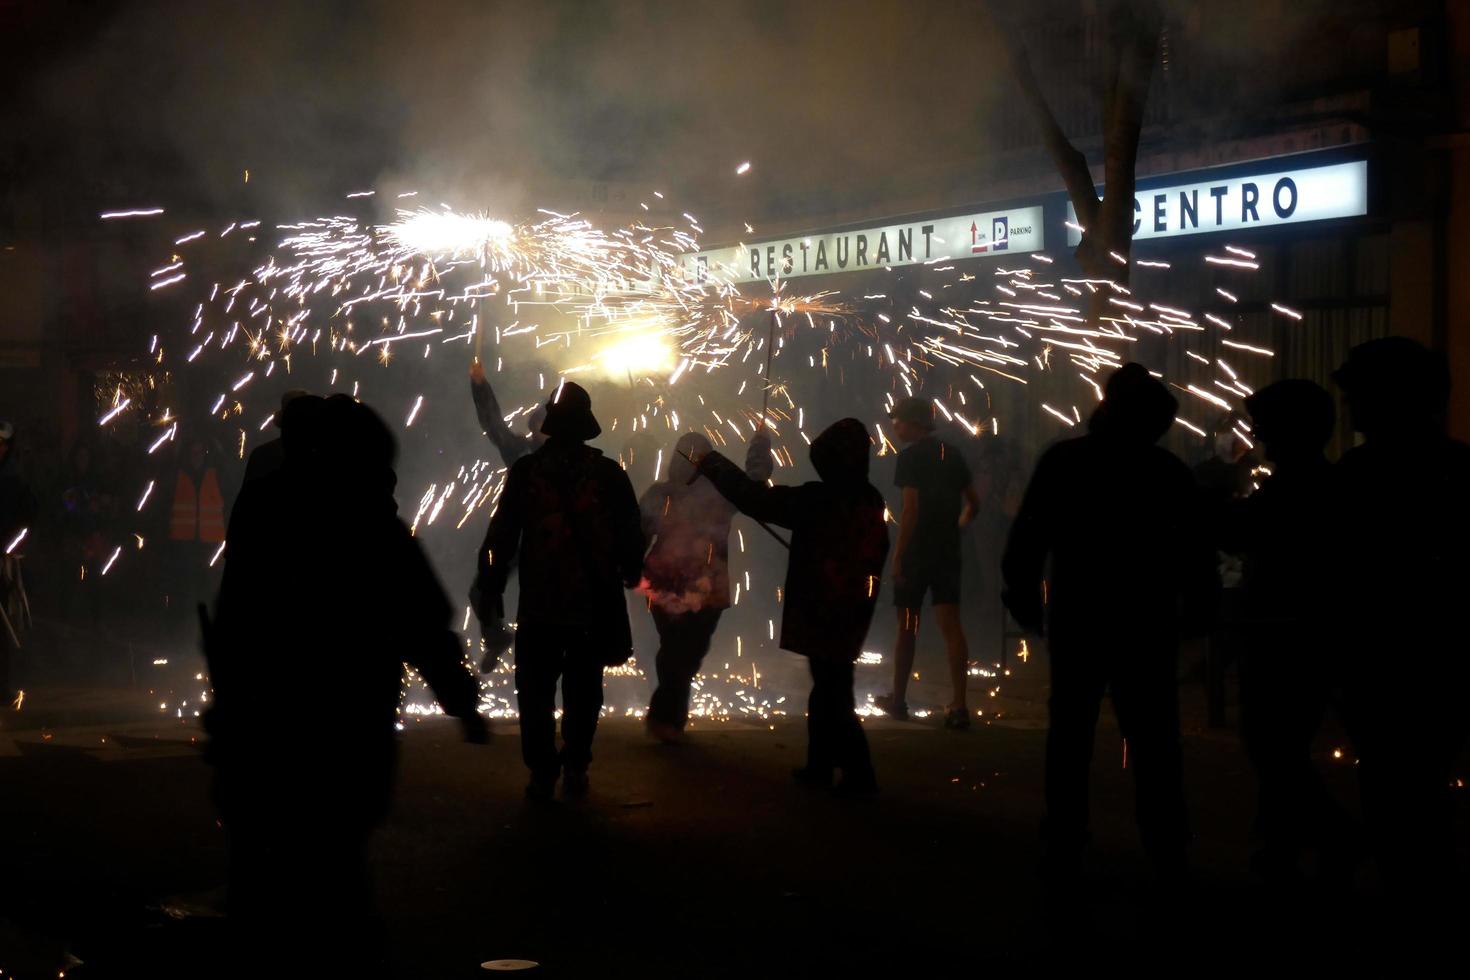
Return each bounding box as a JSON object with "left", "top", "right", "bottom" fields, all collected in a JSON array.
[{"left": 875, "top": 397, "right": 979, "bottom": 728}]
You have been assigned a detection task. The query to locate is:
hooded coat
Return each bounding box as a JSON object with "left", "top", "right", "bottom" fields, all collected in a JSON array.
[
  {"left": 479, "top": 436, "right": 645, "bottom": 662},
  {"left": 208, "top": 397, "right": 480, "bottom": 823},
  {"left": 697, "top": 419, "right": 889, "bottom": 662}
]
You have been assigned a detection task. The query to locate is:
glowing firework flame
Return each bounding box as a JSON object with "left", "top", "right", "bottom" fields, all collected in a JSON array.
[{"left": 382, "top": 208, "right": 514, "bottom": 258}]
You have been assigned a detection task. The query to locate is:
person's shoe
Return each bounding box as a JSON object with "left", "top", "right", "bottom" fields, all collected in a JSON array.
[
  {"left": 646, "top": 718, "right": 686, "bottom": 744},
  {"left": 943, "top": 706, "right": 971, "bottom": 730},
  {"left": 525, "top": 773, "right": 558, "bottom": 802},
  {"left": 792, "top": 766, "right": 833, "bottom": 788},
  {"left": 873, "top": 694, "right": 909, "bottom": 721},
  {"left": 831, "top": 775, "right": 879, "bottom": 798},
  {"left": 562, "top": 769, "right": 589, "bottom": 800}
]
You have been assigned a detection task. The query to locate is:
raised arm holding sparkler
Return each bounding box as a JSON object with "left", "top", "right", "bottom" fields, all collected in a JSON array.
[{"left": 469, "top": 360, "right": 546, "bottom": 467}]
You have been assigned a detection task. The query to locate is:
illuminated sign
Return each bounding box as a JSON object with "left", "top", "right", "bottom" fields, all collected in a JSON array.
[
  {"left": 683, "top": 205, "right": 1044, "bottom": 284},
  {"left": 1066, "top": 159, "right": 1368, "bottom": 245}
]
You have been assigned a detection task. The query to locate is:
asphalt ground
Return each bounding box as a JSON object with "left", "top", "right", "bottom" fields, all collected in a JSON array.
[{"left": 0, "top": 663, "right": 1466, "bottom": 978}]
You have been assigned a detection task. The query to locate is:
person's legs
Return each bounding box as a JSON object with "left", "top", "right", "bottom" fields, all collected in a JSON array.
[
  {"left": 876, "top": 596, "right": 922, "bottom": 723},
  {"left": 558, "top": 643, "right": 606, "bottom": 776},
  {"left": 1042, "top": 646, "right": 1107, "bottom": 875},
  {"left": 1110, "top": 643, "right": 1189, "bottom": 877},
  {"left": 814, "top": 657, "right": 875, "bottom": 790},
  {"left": 801, "top": 657, "right": 837, "bottom": 781},
  {"left": 1239, "top": 642, "right": 1294, "bottom": 868},
  {"left": 933, "top": 603, "right": 969, "bottom": 714},
  {"left": 648, "top": 606, "right": 722, "bottom": 730},
  {"left": 888, "top": 606, "right": 920, "bottom": 706},
  {"left": 514, "top": 625, "right": 564, "bottom": 783}
]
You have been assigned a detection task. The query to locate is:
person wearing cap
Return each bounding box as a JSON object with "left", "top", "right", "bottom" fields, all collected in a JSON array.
[
  {"left": 476, "top": 381, "right": 645, "bottom": 800},
  {"left": 874, "top": 396, "right": 980, "bottom": 729},
  {"left": 1003, "top": 363, "right": 1217, "bottom": 885},
  {"left": 470, "top": 360, "right": 547, "bottom": 467},
  {"left": 1225, "top": 380, "right": 1353, "bottom": 882},
  {"left": 694, "top": 418, "right": 889, "bottom": 796},
  {"left": 1331, "top": 338, "right": 1470, "bottom": 898}
]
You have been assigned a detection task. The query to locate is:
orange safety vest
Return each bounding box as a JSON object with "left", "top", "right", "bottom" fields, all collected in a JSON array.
[{"left": 169, "top": 468, "right": 226, "bottom": 543}]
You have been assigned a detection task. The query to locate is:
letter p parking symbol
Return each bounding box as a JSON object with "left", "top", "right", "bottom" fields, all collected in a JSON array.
[{"left": 991, "top": 217, "right": 1009, "bottom": 251}]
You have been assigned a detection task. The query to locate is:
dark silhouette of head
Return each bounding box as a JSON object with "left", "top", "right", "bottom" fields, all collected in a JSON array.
[
  {"left": 1245, "top": 380, "right": 1335, "bottom": 464},
  {"left": 186, "top": 439, "right": 209, "bottom": 472},
  {"left": 1088, "top": 363, "right": 1178, "bottom": 444},
  {"left": 669, "top": 431, "right": 712, "bottom": 486},
  {"left": 275, "top": 389, "right": 311, "bottom": 428},
  {"left": 279, "top": 394, "right": 328, "bottom": 464},
  {"left": 540, "top": 381, "right": 601, "bottom": 442},
  {"left": 319, "top": 395, "right": 398, "bottom": 498},
  {"left": 888, "top": 396, "right": 936, "bottom": 444},
  {"left": 1333, "top": 337, "right": 1450, "bottom": 441},
  {"left": 811, "top": 418, "right": 872, "bottom": 483}
]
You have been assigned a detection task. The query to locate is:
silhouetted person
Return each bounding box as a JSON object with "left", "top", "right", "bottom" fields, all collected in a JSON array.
[
  {"left": 56, "top": 442, "right": 111, "bottom": 646},
  {"left": 1332, "top": 338, "right": 1470, "bottom": 897},
  {"left": 470, "top": 360, "right": 547, "bottom": 466},
  {"left": 695, "top": 420, "right": 888, "bottom": 795},
  {"left": 1003, "top": 364, "right": 1216, "bottom": 882},
  {"left": 1227, "top": 380, "right": 1353, "bottom": 882},
  {"left": 240, "top": 388, "right": 310, "bottom": 485},
  {"left": 640, "top": 431, "right": 771, "bottom": 742},
  {"left": 0, "top": 421, "right": 37, "bottom": 701},
  {"left": 874, "top": 397, "right": 980, "bottom": 728},
  {"left": 207, "top": 395, "right": 486, "bottom": 974},
  {"left": 476, "top": 381, "right": 644, "bottom": 800}
]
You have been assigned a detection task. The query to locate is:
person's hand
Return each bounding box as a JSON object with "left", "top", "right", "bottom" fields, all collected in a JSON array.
[
  {"left": 461, "top": 713, "right": 490, "bottom": 745},
  {"left": 469, "top": 361, "right": 486, "bottom": 384}
]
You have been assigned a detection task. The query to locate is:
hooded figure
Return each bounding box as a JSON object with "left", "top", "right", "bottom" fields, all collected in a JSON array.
[
  {"left": 477, "top": 381, "right": 644, "bottom": 800},
  {"left": 208, "top": 394, "right": 485, "bottom": 971},
  {"left": 1332, "top": 338, "right": 1470, "bottom": 897},
  {"left": 695, "top": 419, "right": 889, "bottom": 794},
  {"left": 1003, "top": 363, "right": 1217, "bottom": 883},
  {"left": 640, "top": 430, "right": 772, "bottom": 739}
]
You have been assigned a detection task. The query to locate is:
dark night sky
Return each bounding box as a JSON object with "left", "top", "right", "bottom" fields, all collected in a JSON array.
[{"left": 0, "top": 0, "right": 1407, "bottom": 227}]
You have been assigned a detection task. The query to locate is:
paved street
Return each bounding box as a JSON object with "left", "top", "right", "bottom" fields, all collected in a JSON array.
[{"left": 0, "top": 661, "right": 1464, "bottom": 978}]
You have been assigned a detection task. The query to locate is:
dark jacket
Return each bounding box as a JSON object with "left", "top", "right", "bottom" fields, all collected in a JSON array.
[
  {"left": 698, "top": 420, "right": 888, "bottom": 662},
  {"left": 241, "top": 437, "right": 285, "bottom": 486},
  {"left": 1002, "top": 431, "right": 1217, "bottom": 646},
  {"left": 1223, "top": 456, "right": 1335, "bottom": 624},
  {"left": 472, "top": 376, "right": 533, "bottom": 466},
  {"left": 208, "top": 431, "right": 479, "bottom": 820},
  {"left": 479, "top": 439, "right": 644, "bottom": 662},
  {"left": 1335, "top": 433, "right": 1470, "bottom": 684},
  {"left": 0, "top": 456, "right": 37, "bottom": 548}
]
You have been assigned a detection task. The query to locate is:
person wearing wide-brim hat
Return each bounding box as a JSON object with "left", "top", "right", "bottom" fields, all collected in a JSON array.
[
  {"left": 476, "top": 381, "right": 646, "bottom": 801},
  {"left": 873, "top": 396, "right": 980, "bottom": 730}
]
